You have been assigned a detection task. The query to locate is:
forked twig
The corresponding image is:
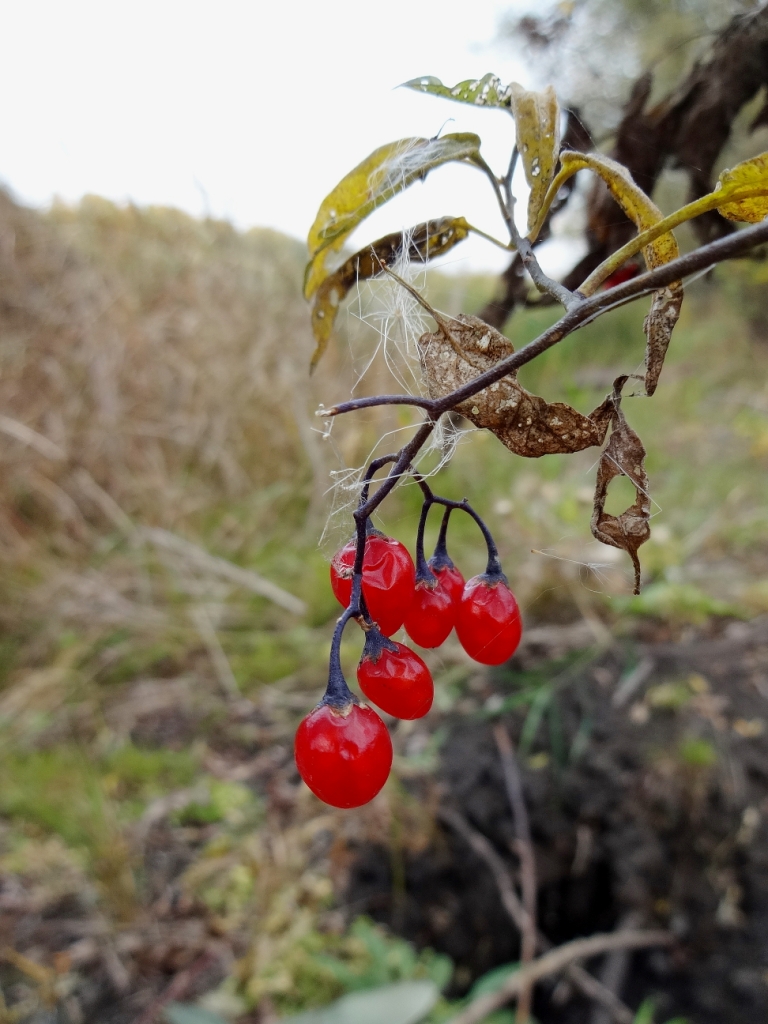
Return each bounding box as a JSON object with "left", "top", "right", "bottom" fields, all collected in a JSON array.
[
  {"left": 446, "top": 929, "right": 673, "bottom": 1024},
  {"left": 493, "top": 723, "right": 537, "bottom": 1022},
  {"left": 438, "top": 807, "right": 636, "bottom": 1024},
  {"left": 327, "top": 217, "right": 768, "bottom": 426}
]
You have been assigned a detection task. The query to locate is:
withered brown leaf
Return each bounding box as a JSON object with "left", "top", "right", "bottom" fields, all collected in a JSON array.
[
  {"left": 590, "top": 377, "right": 651, "bottom": 595},
  {"left": 418, "top": 313, "right": 615, "bottom": 457},
  {"left": 643, "top": 280, "right": 683, "bottom": 397}
]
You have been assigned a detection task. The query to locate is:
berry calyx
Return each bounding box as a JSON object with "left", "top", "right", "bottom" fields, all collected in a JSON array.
[
  {"left": 404, "top": 560, "right": 465, "bottom": 648},
  {"left": 294, "top": 699, "right": 393, "bottom": 808},
  {"left": 330, "top": 532, "right": 416, "bottom": 636},
  {"left": 357, "top": 629, "right": 434, "bottom": 719},
  {"left": 456, "top": 573, "right": 522, "bottom": 665}
]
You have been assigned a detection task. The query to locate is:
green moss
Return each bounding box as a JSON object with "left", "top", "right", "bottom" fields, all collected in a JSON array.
[
  {"left": 0, "top": 744, "right": 205, "bottom": 848},
  {"left": 679, "top": 737, "right": 717, "bottom": 768},
  {"left": 105, "top": 744, "right": 198, "bottom": 798},
  {"left": 646, "top": 681, "right": 693, "bottom": 711},
  {"left": 616, "top": 582, "right": 743, "bottom": 624},
  {"left": 249, "top": 917, "right": 452, "bottom": 1016},
  {"left": 0, "top": 747, "right": 109, "bottom": 851},
  {"left": 174, "top": 780, "right": 260, "bottom": 828}
]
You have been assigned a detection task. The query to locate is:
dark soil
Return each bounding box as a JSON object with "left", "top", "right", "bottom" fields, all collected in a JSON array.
[
  {"left": 344, "top": 616, "right": 768, "bottom": 1023},
  {"left": 4, "top": 617, "right": 768, "bottom": 1023}
]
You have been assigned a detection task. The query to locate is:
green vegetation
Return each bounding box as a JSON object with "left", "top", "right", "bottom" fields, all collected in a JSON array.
[{"left": 0, "top": 185, "right": 766, "bottom": 1021}]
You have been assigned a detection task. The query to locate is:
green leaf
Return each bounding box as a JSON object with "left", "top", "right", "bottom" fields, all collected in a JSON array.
[
  {"left": 280, "top": 980, "right": 439, "bottom": 1024},
  {"left": 304, "top": 134, "right": 482, "bottom": 300},
  {"left": 164, "top": 1004, "right": 229, "bottom": 1024},
  {"left": 717, "top": 151, "right": 768, "bottom": 222},
  {"left": 308, "top": 217, "right": 471, "bottom": 371},
  {"left": 631, "top": 997, "right": 688, "bottom": 1024},
  {"left": 466, "top": 962, "right": 520, "bottom": 1000},
  {"left": 509, "top": 84, "right": 561, "bottom": 232},
  {"left": 633, "top": 1000, "right": 656, "bottom": 1024},
  {"left": 401, "top": 74, "right": 512, "bottom": 109}
]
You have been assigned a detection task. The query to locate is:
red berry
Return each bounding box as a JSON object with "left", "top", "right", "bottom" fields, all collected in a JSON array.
[
  {"left": 603, "top": 263, "right": 640, "bottom": 289},
  {"left": 357, "top": 639, "right": 433, "bottom": 719},
  {"left": 330, "top": 534, "right": 416, "bottom": 636},
  {"left": 456, "top": 574, "right": 522, "bottom": 665},
  {"left": 294, "top": 701, "right": 392, "bottom": 808},
  {"left": 404, "top": 562, "right": 465, "bottom": 648}
]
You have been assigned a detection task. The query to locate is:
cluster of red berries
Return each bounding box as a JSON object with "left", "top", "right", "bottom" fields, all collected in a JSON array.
[{"left": 295, "top": 500, "right": 522, "bottom": 809}]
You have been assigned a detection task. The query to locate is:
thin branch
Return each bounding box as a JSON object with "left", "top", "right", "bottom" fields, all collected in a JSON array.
[
  {"left": 326, "top": 394, "right": 433, "bottom": 416},
  {"left": 438, "top": 219, "right": 768, "bottom": 403},
  {"left": 574, "top": 965, "right": 636, "bottom": 1024},
  {"left": 503, "top": 145, "right": 519, "bottom": 214},
  {"left": 590, "top": 913, "right": 644, "bottom": 1024},
  {"left": 446, "top": 930, "right": 673, "bottom": 1024},
  {"left": 476, "top": 154, "right": 518, "bottom": 243},
  {"left": 477, "top": 153, "right": 578, "bottom": 309},
  {"left": 437, "top": 807, "right": 529, "bottom": 933},
  {"left": 355, "top": 419, "right": 436, "bottom": 521},
  {"left": 493, "top": 723, "right": 537, "bottom": 1022},
  {"left": 514, "top": 228, "right": 579, "bottom": 309},
  {"left": 327, "top": 217, "right": 768, "bottom": 424},
  {"left": 439, "top": 807, "right": 635, "bottom": 1024}
]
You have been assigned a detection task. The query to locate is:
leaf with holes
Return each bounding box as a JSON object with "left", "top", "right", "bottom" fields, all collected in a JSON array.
[
  {"left": 716, "top": 151, "right": 768, "bottom": 223},
  {"left": 509, "top": 84, "right": 561, "bottom": 233},
  {"left": 591, "top": 378, "right": 650, "bottom": 595},
  {"left": 304, "top": 134, "right": 482, "bottom": 300},
  {"left": 309, "top": 218, "right": 471, "bottom": 372},
  {"left": 401, "top": 73, "right": 512, "bottom": 109},
  {"left": 418, "top": 313, "right": 616, "bottom": 457},
  {"left": 535, "top": 151, "right": 683, "bottom": 396}
]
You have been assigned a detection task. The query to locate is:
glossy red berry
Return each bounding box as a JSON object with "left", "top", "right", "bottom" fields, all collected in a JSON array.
[
  {"left": 294, "top": 701, "right": 393, "bottom": 808},
  {"left": 404, "top": 562, "right": 465, "bottom": 648},
  {"left": 330, "top": 533, "right": 416, "bottom": 636},
  {"left": 456, "top": 574, "right": 522, "bottom": 665},
  {"left": 357, "top": 637, "right": 433, "bottom": 719}
]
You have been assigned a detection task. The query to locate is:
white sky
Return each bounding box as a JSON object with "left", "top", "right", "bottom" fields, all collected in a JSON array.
[{"left": 1, "top": 0, "right": 550, "bottom": 273}]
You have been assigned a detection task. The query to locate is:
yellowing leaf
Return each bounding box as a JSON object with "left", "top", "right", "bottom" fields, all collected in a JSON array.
[
  {"left": 559, "top": 152, "right": 678, "bottom": 269},
  {"left": 309, "top": 218, "right": 471, "bottom": 372},
  {"left": 509, "top": 84, "right": 561, "bottom": 232},
  {"left": 575, "top": 151, "right": 768, "bottom": 296},
  {"left": 401, "top": 73, "right": 512, "bottom": 109},
  {"left": 536, "top": 151, "right": 683, "bottom": 395},
  {"left": 304, "top": 134, "right": 482, "bottom": 300},
  {"left": 716, "top": 152, "right": 768, "bottom": 222}
]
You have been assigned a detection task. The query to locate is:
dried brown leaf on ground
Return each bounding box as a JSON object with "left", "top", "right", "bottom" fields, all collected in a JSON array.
[
  {"left": 590, "top": 377, "right": 651, "bottom": 595},
  {"left": 418, "top": 313, "right": 615, "bottom": 457}
]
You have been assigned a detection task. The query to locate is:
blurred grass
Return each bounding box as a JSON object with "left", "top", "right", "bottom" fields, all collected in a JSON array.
[{"left": 1, "top": 185, "right": 767, "bottom": 1019}]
